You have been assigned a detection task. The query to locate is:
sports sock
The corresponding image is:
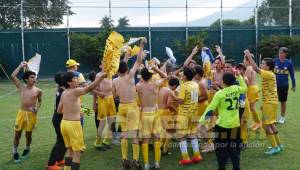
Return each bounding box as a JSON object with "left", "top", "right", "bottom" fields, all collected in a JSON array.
[
  {"left": 179, "top": 140, "right": 189, "bottom": 160},
  {"left": 142, "top": 144, "right": 149, "bottom": 164},
  {"left": 191, "top": 139, "right": 201, "bottom": 157},
  {"left": 154, "top": 141, "right": 161, "bottom": 162},
  {"left": 252, "top": 109, "right": 260, "bottom": 123},
  {"left": 121, "top": 139, "right": 128, "bottom": 160},
  {"left": 267, "top": 134, "right": 278, "bottom": 148},
  {"left": 132, "top": 143, "right": 140, "bottom": 161},
  {"left": 274, "top": 132, "right": 282, "bottom": 145}
]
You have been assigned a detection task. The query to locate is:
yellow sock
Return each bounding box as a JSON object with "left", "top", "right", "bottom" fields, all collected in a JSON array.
[
  {"left": 154, "top": 141, "right": 161, "bottom": 162},
  {"left": 142, "top": 144, "right": 149, "bottom": 164},
  {"left": 64, "top": 166, "right": 71, "bottom": 170},
  {"left": 182, "top": 152, "right": 189, "bottom": 160},
  {"left": 193, "top": 151, "right": 201, "bottom": 158},
  {"left": 252, "top": 109, "right": 260, "bottom": 123},
  {"left": 241, "top": 122, "right": 248, "bottom": 141},
  {"left": 163, "top": 138, "right": 170, "bottom": 153},
  {"left": 132, "top": 144, "right": 140, "bottom": 161},
  {"left": 95, "top": 136, "right": 101, "bottom": 145},
  {"left": 121, "top": 139, "right": 128, "bottom": 160},
  {"left": 267, "top": 134, "right": 278, "bottom": 148},
  {"left": 274, "top": 133, "right": 282, "bottom": 145}
]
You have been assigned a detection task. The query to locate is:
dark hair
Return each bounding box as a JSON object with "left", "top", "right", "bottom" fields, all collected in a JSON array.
[
  {"left": 263, "top": 58, "right": 275, "bottom": 71},
  {"left": 54, "top": 72, "right": 64, "bottom": 86},
  {"left": 118, "top": 61, "right": 128, "bottom": 74},
  {"left": 183, "top": 66, "right": 195, "bottom": 81},
  {"left": 279, "top": 47, "right": 288, "bottom": 54},
  {"left": 222, "top": 72, "right": 236, "bottom": 86},
  {"left": 225, "top": 59, "right": 236, "bottom": 67},
  {"left": 194, "top": 65, "right": 204, "bottom": 77},
  {"left": 141, "top": 68, "right": 153, "bottom": 81},
  {"left": 62, "top": 72, "right": 76, "bottom": 88},
  {"left": 22, "top": 71, "right": 36, "bottom": 83},
  {"left": 236, "top": 63, "right": 246, "bottom": 71},
  {"left": 169, "top": 77, "right": 179, "bottom": 87},
  {"left": 88, "top": 71, "right": 97, "bottom": 82}
]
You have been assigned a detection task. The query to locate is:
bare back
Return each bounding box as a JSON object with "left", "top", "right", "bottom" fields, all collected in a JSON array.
[
  {"left": 60, "top": 89, "right": 82, "bottom": 120},
  {"left": 113, "top": 74, "right": 137, "bottom": 103},
  {"left": 20, "top": 86, "right": 41, "bottom": 112},
  {"left": 137, "top": 81, "right": 159, "bottom": 112},
  {"left": 158, "top": 87, "right": 171, "bottom": 109},
  {"left": 245, "top": 66, "right": 257, "bottom": 86},
  {"left": 96, "top": 72, "right": 113, "bottom": 97}
]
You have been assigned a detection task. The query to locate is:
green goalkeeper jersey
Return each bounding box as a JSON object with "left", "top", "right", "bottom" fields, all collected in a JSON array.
[{"left": 199, "top": 75, "right": 247, "bottom": 128}]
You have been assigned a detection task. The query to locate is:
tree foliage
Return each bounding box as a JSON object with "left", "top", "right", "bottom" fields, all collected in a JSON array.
[
  {"left": 117, "top": 16, "right": 130, "bottom": 28},
  {"left": 210, "top": 18, "right": 254, "bottom": 27},
  {"left": 0, "top": 0, "right": 72, "bottom": 29},
  {"left": 258, "top": 35, "right": 300, "bottom": 59}
]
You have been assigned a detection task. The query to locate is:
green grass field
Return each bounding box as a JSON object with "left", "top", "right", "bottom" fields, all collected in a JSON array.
[{"left": 0, "top": 73, "right": 300, "bottom": 170}]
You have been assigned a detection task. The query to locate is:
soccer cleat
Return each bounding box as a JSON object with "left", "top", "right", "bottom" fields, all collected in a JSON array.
[
  {"left": 178, "top": 159, "right": 193, "bottom": 165},
  {"left": 46, "top": 165, "right": 63, "bottom": 170},
  {"left": 121, "top": 159, "right": 131, "bottom": 170},
  {"left": 56, "top": 160, "right": 65, "bottom": 167},
  {"left": 269, "top": 144, "right": 284, "bottom": 151},
  {"left": 94, "top": 140, "right": 106, "bottom": 150},
  {"left": 154, "top": 162, "right": 160, "bottom": 170},
  {"left": 265, "top": 147, "right": 280, "bottom": 155},
  {"left": 131, "top": 160, "right": 142, "bottom": 170},
  {"left": 278, "top": 117, "right": 285, "bottom": 124},
  {"left": 13, "top": 153, "right": 21, "bottom": 163},
  {"left": 20, "top": 149, "right": 30, "bottom": 159},
  {"left": 144, "top": 164, "right": 150, "bottom": 170},
  {"left": 191, "top": 156, "right": 203, "bottom": 163}
]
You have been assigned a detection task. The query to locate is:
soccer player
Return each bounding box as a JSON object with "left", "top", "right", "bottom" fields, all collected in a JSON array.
[
  {"left": 58, "top": 71, "right": 107, "bottom": 170},
  {"left": 199, "top": 72, "right": 247, "bottom": 170},
  {"left": 158, "top": 77, "right": 180, "bottom": 156},
  {"left": 136, "top": 66, "right": 166, "bottom": 170},
  {"left": 47, "top": 72, "right": 67, "bottom": 170},
  {"left": 11, "top": 62, "right": 42, "bottom": 163},
  {"left": 93, "top": 62, "right": 117, "bottom": 149},
  {"left": 274, "top": 47, "right": 296, "bottom": 124},
  {"left": 246, "top": 54, "right": 283, "bottom": 155},
  {"left": 174, "top": 66, "right": 202, "bottom": 165},
  {"left": 112, "top": 38, "right": 147, "bottom": 170},
  {"left": 243, "top": 51, "right": 261, "bottom": 130}
]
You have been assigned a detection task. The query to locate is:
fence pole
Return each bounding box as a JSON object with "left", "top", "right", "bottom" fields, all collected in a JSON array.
[
  {"left": 148, "top": 0, "right": 152, "bottom": 59},
  {"left": 185, "top": 0, "right": 188, "bottom": 43},
  {"left": 220, "top": 0, "right": 223, "bottom": 49},
  {"left": 20, "top": 0, "right": 25, "bottom": 62},
  {"left": 109, "top": 0, "right": 112, "bottom": 19},
  {"left": 255, "top": 0, "right": 258, "bottom": 62},
  {"left": 67, "top": 5, "right": 70, "bottom": 59},
  {"left": 289, "top": 0, "right": 292, "bottom": 37}
]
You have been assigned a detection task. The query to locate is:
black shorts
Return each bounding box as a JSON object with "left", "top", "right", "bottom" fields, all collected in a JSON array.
[{"left": 277, "top": 86, "right": 289, "bottom": 102}]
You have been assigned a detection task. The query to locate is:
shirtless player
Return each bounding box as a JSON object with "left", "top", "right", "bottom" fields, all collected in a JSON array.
[{"left": 11, "top": 62, "right": 42, "bottom": 163}]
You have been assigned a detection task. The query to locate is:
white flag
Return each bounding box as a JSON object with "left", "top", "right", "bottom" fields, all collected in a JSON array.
[
  {"left": 127, "top": 37, "right": 141, "bottom": 46},
  {"left": 166, "top": 47, "right": 176, "bottom": 64},
  {"left": 28, "top": 53, "right": 41, "bottom": 75}
]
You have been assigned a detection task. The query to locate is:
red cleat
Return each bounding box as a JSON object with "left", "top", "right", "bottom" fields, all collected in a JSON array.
[
  {"left": 46, "top": 165, "right": 63, "bottom": 170},
  {"left": 56, "top": 160, "right": 65, "bottom": 167},
  {"left": 192, "top": 156, "right": 203, "bottom": 163},
  {"left": 178, "top": 159, "right": 193, "bottom": 165}
]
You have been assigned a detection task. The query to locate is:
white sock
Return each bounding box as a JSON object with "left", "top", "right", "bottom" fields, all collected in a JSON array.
[
  {"left": 179, "top": 140, "right": 188, "bottom": 154},
  {"left": 13, "top": 147, "right": 18, "bottom": 154},
  {"left": 25, "top": 145, "right": 30, "bottom": 150},
  {"left": 191, "top": 139, "right": 200, "bottom": 153}
]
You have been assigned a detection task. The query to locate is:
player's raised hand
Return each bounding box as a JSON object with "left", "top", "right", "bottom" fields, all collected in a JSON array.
[
  {"left": 192, "top": 46, "right": 199, "bottom": 55},
  {"left": 100, "top": 73, "right": 108, "bottom": 79},
  {"left": 140, "top": 37, "right": 147, "bottom": 45}
]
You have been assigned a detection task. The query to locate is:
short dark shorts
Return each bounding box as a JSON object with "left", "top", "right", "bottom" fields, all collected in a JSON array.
[{"left": 277, "top": 85, "right": 289, "bottom": 102}]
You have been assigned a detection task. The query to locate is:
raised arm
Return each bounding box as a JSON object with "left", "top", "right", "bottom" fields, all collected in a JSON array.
[
  {"left": 75, "top": 73, "right": 107, "bottom": 96},
  {"left": 129, "top": 38, "right": 147, "bottom": 78},
  {"left": 245, "top": 50, "right": 260, "bottom": 74},
  {"left": 183, "top": 46, "right": 199, "bottom": 67},
  {"left": 216, "top": 45, "right": 225, "bottom": 64},
  {"left": 11, "top": 62, "right": 27, "bottom": 89}
]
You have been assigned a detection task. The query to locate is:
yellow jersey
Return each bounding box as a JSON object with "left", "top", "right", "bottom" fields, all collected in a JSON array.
[{"left": 261, "top": 70, "right": 278, "bottom": 104}]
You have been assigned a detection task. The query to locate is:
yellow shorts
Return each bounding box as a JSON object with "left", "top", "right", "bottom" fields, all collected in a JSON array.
[
  {"left": 247, "top": 85, "right": 260, "bottom": 103},
  {"left": 140, "top": 111, "right": 161, "bottom": 137},
  {"left": 158, "top": 109, "right": 175, "bottom": 130},
  {"left": 176, "top": 109, "right": 199, "bottom": 135},
  {"left": 197, "top": 101, "right": 209, "bottom": 117},
  {"left": 261, "top": 103, "right": 277, "bottom": 125},
  {"left": 14, "top": 109, "right": 37, "bottom": 132},
  {"left": 60, "top": 120, "right": 86, "bottom": 152},
  {"left": 97, "top": 95, "right": 116, "bottom": 120},
  {"left": 117, "top": 102, "right": 140, "bottom": 131}
]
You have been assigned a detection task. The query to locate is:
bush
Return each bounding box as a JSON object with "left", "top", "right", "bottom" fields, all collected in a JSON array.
[{"left": 258, "top": 35, "right": 300, "bottom": 59}]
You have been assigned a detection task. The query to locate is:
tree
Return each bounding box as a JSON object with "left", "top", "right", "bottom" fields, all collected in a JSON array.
[
  {"left": 117, "top": 16, "right": 130, "bottom": 28},
  {"left": 100, "top": 15, "right": 114, "bottom": 30},
  {"left": 0, "top": 0, "right": 72, "bottom": 29},
  {"left": 256, "top": 0, "right": 300, "bottom": 26},
  {"left": 210, "top": 18, "right": 254, "bottom": 27}
]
